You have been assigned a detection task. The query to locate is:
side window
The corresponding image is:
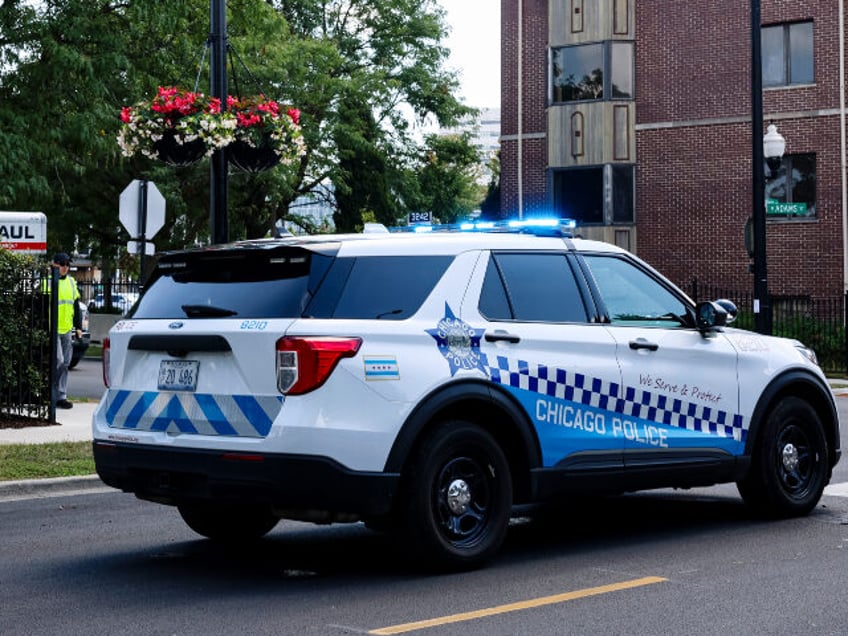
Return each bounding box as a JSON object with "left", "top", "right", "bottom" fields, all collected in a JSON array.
[
  {"left": 308, "top": 255, "right": 453, "bottom": 319},
  {"left": 479, "top": 253, "right": 589, "bottom": 323},
  {"left": 582, "top": 254, "right": 690, "bottom": 327}
]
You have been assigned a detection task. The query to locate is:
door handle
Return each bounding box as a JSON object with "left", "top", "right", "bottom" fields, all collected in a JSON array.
[
  {"left": 629, "top": 339, "right": 659, "bottom": 351},
  {"left": 485, "top": 331, "right": 521, "bottom": 344}
]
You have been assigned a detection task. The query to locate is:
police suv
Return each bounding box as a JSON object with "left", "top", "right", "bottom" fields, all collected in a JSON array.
[{"left": 92, "top": 221, "right": 841, "bottom": 569}]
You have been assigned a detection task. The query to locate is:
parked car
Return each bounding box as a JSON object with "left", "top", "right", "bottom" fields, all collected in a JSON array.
[
  {"left": 88, "top": 292, "right": 138, "bottom": 314},
  {"left": 92, "top": 220, "right": 841, "bottom": 569}
]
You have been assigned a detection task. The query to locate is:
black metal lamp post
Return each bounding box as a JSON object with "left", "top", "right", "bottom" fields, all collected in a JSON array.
[
  {"left": 210, "top": 0, "right": 228, "bottom": 245},
  {"left": 750, "top": 0, "right": 774, "bottom": 334},
  {"left": 750, "top": 118, "right": 786, "bottom": 335}
]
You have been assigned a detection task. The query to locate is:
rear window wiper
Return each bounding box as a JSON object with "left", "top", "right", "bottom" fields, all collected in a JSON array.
[{"left": 181, "top": 304, "right": 238, "bottom": 318}]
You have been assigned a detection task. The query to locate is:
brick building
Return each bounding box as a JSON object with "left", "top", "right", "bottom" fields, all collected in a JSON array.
[{"left": 500, "top": 0, "right": 848, "bottom": 301}]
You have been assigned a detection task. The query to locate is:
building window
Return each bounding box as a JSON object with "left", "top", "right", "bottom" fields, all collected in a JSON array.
[
  {"left": 551, "top": 42, "right": 634, "bottom": 103},
  {"left": 611, "top": 165, "right": 634, "bottom": 223},
  {"left": 762, "top": 22, "right": 814, "bottom": 86},
  {"left": 552, "top": 165, "right": 634, "bottom": 225},
  {"left": 765, "top": 153, "right": 816, "bottom": 218}
]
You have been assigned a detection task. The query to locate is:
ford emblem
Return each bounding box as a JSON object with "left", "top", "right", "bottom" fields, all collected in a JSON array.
[{"left": 168, "top": 321, "right": 184, "bottom": 330}]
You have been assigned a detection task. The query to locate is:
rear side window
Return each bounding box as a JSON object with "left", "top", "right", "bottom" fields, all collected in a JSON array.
[
  {"left": 307, "top": 255, "right": 453, "bottom": 319},
  {"left": 131, "top": 249, "right": 333, "bottom": 319},
  {"left": 479, "top": 252, "right": 589, "bottom": 322}
]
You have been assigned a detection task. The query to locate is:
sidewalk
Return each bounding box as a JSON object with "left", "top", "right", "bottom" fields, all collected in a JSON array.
[{"left": 0, "top": 401, "right": 97, "bottom": 445}]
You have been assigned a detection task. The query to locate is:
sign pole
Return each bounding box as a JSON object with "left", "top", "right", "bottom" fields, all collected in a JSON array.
[{"left": 137, "top": 179, "right": 148, "bottom": 284}]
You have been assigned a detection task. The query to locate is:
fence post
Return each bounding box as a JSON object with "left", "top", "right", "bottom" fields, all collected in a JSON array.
[{"left": 844, "top": 291, "right": 848, "bottom": 376}]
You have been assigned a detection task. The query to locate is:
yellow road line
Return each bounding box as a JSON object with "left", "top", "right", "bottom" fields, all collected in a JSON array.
[{"left": 369, "top": 575, "right": 667, "bottom": 635}]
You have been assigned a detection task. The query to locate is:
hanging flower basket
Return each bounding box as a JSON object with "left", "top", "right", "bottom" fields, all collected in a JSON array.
[
  {"left": 152, "top": 129, "right": 207, "bottom": 167},
  {"left": 228, "top": 135, "right": 281, "bottom": 173},
  {"left": 117, "top": 86, "right": 236, "bottom": 165},
  {"left": 226, "top": 95, "right": 306, "bottom": 173}
]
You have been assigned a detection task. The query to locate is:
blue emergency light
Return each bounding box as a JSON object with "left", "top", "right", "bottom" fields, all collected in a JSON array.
[{"left": 388, "top": 217, "right": 576, "bottom": 237}]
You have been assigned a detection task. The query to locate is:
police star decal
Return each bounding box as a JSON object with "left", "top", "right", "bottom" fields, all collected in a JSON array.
[{"left": 427, "top": 303, "right": 487, "bottom": 376}]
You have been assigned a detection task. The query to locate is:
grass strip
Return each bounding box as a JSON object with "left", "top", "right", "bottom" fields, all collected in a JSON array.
[{"left": 0, "top": 441, "right": 94, "bottom": 481}]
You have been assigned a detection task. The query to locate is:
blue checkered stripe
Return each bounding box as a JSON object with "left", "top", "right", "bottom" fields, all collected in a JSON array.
[
  {"left": 103, "top": 389, "right": 283, "bottom": 437},
  {"left": 481, "top": 354, "right": 746, "bottom": 442}
]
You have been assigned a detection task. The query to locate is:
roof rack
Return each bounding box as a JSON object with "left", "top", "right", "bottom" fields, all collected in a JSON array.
[{"left": 380, "top": 217, "right": 577, "bottom": 238}]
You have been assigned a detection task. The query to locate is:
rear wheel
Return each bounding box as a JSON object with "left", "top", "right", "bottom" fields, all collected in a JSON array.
[
  {"left": 737, "top": 396, "right": 829, "bottom": 517},
  {"left": 400, "top": 421, "right": 512, "bottom": 570},
  {"left": 178, "top": 503, "right": 279, "bottom": 542}
]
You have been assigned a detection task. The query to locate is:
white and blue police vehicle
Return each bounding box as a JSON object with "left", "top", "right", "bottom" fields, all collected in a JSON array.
[{"left": 92, "top": 220, "right": 841, "bottom": 569}]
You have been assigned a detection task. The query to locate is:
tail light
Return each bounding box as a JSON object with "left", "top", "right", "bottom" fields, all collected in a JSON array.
[
  {"left": 276, "top": 336, "right": 361, "bottom": 395},
  {"left": 102, "top": 337, "right": 111, "bottom": 387}
]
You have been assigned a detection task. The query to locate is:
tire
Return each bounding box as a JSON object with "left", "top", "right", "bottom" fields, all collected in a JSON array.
[
  {"left": 400, "top": 420, "right": 512, "bottom": 570},
  {"left": 737, "top": 396, "right": 829, "bottom": 518},
  {"left": 178, "top": 503, "right": 279, "bottom": 542}
]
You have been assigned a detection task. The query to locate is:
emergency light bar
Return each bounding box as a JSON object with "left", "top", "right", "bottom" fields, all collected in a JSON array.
[{"left": 385, "top": 217, "right": 576, "bottom": 238}]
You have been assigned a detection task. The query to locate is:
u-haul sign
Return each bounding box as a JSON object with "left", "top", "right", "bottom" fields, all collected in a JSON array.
[{"left": 0, "top": 211, "right": 47, "bottom": 254}]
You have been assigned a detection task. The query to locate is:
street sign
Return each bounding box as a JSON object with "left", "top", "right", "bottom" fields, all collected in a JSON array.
[
  {"left": 127, "top": 240, "right": 155, "bottom": 256},
  {"left": 766, "top": 199, "right": 807, "bottom": 216},
  {"left": 119, "top": 180, "right": 165, "bottom": 238}
]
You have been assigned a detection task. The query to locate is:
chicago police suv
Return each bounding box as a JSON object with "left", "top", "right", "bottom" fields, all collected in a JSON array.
[{"left": 92, "top": 221, "right": 841, "bottom": 568}]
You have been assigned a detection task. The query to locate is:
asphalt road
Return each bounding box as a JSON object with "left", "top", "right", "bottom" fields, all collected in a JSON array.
[
  {"left": 67, "top": 357, "right": 107, "bottom": 402},
  {"left": 46, "top": 358, "right": 848, "bottom": 634},
  {"left": 2, "top": 485, "right": 848, "bottom": 635}
]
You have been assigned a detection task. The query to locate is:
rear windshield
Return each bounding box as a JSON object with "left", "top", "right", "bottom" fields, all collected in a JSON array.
[
  {"left": 130, "top": 250, "right": 453, "bottom": 320},
  {"left": 130, "top": 248, "right": 333, "bottom": 319}
]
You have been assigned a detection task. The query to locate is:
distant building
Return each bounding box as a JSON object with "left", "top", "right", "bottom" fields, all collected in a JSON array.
[
  {"left": 286, "top": 184, "right": 335, "bottom": 233},
  {"left": 442, "top": 107, "right": 501, "bottom": 183},
  {"left": 500, "top": 0, "right": 847, "bottom": 302}
]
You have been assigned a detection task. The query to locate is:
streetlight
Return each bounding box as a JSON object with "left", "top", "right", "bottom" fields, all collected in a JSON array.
[
  {"left": 751, "top": 123, "right": 786, "bottom": 335},
  {"left": 763, "top": 123, "right": 786, "bottom": 175}
]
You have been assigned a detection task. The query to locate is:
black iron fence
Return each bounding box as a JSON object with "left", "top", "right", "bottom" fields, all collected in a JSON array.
[
  {"left": 689, "top": 278, "right": 848, "bottom": 375},
  {"left": 0, "top": 265, "right": 53, "bottom": 423}
]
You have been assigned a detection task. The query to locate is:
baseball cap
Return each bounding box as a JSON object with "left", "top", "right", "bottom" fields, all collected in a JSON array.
[{"left": 53, "top": 252, "right": 72, "bottom": 265}]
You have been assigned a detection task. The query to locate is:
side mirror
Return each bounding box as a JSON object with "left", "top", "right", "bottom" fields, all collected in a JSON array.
[
  {"left": 715, "top": 298, "right": 738, "bottom": 325},
  {"left": 696, "top": 301, "right": 728, "bottom": 334}
]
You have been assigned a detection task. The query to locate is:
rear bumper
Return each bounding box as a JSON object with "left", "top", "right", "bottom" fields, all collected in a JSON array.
[{"left": 93, "top": 441, "right": 399, "bottom": 518}]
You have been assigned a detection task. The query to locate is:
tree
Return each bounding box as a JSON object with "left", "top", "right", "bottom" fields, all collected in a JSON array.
[
  {"left": 411, "top": 132, "right": 484, "bottom": 224},
  {"left": 479, "top": 150, "right": 502, "bottom": 220},
  {"left": 0, "top": 0, "right": 480, "bottom": 271}
]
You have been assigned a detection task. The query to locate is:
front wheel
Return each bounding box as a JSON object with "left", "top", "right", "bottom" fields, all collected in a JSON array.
[
  {"left": 178, "top": 503, "right": 279, "bottom": 542},
  {"left": 400, "top": 421, "right": 512, "bottom": 570},
  {"left": 737, "top": 396, "right": 829, "bottom": 517}
]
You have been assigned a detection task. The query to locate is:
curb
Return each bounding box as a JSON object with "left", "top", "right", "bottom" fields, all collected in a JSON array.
[{"left": 0, "top": 474, "right": 111, "bottom": 502}]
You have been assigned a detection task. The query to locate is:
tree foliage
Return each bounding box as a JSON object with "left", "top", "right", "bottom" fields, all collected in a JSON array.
[
  {"left": 411, "top": 132, "right": 485, "bottom": 224},
  {"left": 0, "top": 0, "right": 487, "bottom": 272}
]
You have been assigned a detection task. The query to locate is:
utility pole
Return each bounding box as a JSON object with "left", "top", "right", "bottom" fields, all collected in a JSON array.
[
  {"left": 750, "top": 0, "right": 771, "bottom": 334},
  {"left": 209, "top": 0, "right": 228, "bottom": 245}
]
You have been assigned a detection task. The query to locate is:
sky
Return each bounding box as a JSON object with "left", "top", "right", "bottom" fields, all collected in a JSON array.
[{"left": 440, "top": 1, "right": 501, "bottom": 108}]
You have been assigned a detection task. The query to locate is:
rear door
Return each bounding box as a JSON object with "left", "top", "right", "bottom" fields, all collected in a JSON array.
[{"left": 461, "top": 250, "right": 624, "bottom": 470}]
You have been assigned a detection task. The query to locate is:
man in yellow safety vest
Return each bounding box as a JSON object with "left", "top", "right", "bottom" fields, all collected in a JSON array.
[{"left": 47, "top": 252, "right": 83, "bottom": 409}]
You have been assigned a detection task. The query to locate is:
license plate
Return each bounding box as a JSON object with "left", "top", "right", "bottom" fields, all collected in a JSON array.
[{"left": 158, "top": 360, "right": 199, "bottom": 392}]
